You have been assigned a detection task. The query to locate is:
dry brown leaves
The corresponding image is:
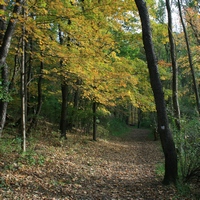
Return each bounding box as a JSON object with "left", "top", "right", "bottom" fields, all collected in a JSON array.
[{"left": 0, "top": 129, "right": 195, "bottom": 199}]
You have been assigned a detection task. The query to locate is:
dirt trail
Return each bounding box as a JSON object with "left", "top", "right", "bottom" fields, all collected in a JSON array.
[
  {"left": 0, "top": 128, "right": 186, "bottom": 199},
  {"left": 68, "top": 129, "right": 176, "bottom": 200}
]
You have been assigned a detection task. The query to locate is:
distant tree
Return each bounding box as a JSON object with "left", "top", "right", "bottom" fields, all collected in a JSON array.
[
  {"left": 27, "top": 59, "right": 44, "bottom": 133},
  {"left": 166, "top": 0, "right": 181, "bottom": 130},
  {"left": 58, "top": 24, "right": 68, "bottom": 139},
  {"left": 134, "top": 0, "right": 178, "bottom": 184},
  {"left": 92, "top": 101, "right": 97, "bottom": 141},
  {"left": 177, "top": 0, "right": 200, "bottom": 115}
]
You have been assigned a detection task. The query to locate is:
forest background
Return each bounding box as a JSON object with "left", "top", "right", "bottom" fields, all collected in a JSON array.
[{"left": 0, "top": 0, "right": 200, "bottom": 196}]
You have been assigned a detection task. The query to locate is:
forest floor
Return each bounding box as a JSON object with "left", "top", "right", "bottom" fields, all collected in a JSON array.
[{"left": 0, "top": 127, "right": 198, "bottom": 199}]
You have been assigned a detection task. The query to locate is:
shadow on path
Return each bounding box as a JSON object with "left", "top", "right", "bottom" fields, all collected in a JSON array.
[{"left": 0, "top": 128, "right": 182, "bottom": 199}]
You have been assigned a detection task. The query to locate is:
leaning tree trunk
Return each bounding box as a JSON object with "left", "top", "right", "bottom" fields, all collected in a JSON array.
[
  {"left": 166, "top": 0, "right": 181, "bottom": 130},
  {"left": 177, "top": 0, "right": 200, "bottom": 115},
  {"left": 0, "top": 0, "right": 23, "bottom": 137},
  {"left": 0, "top": 0, "right": 23, "bottom": 64},
  {"left": 186, "top": 9, "right": 200, "bottom": 45},
  {"left": 134, "top": 0, "right": 178, "bottom": 185}
]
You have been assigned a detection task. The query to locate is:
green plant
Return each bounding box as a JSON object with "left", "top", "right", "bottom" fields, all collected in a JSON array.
[
  {"left": 155, "top": 163, "right": 165, "bottom": 177},
  {"left": 97, "top": 125, "right": 110, "bottom": 139},
  {"left": 175, "top": 182, "right": 191, "bottom": 198},
  {"left": 156, "top": 162, "right": 194, "bottom": 199},
  {"left": 174, "top": 117, "right": 200, "bottom": 183},
  {"left": 19, "top": 150, "right": 45, "bottom": 166},
  {"left": 106, "top": 117, "right": 131, "bottom": 137},
  {"left": 0, "top": 177, "right": 6, "bottom": 189},
  {"left": 0, "top": 83, "right": 13, "bottom": 103},
  {"left": 0, "top": 137, "right": 21, "bottom": 155}
]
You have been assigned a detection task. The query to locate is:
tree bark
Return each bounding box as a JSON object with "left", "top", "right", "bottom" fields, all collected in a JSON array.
[
  {"left": 134, "top": 0, "right": 177, "bottom": 185},
  {"left": 0, "top": 0, "right": 23, "bottom": 64},
  {"left": 26, "top": 38, "right": 33, "bottom": 120},
  {"left": 21, "top": 13, "right": 26, "bottom": 152},
  {"left": 58, "top": 25, "right": 68, "bottom": 139},
  {"left": 0, "top": 3, "right": 8, "bottom": 137},
  {"left": 165, "top": 0, "right": 181, "bottom": 130},
  {"left": 60, "top": 83, "right": 68, "bottom": 139},
  {"left": 0, "top": 0, "right": 23, "bottom": 136},
  {"left": 27, "top": 59, "right": 43, "bottom": 133},
  {"left": 93, "top": 101, "right": 97, "bottom": 141},
  {"left": 9, "top": 40, "right": 21, "bottom": 91},
  {"left": 177, "top": 0, "right": 200, "bottom": 115}
]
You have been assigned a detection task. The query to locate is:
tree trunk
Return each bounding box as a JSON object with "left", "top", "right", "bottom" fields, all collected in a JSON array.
[
  {"left": 177, "top": 0, "right": 200, "bottom": 115},
  {"left": 0, "top": 0, "right": 23, "bottom": 136},
  {"left": 166, "top": 0, "right": 181, "bottom": 130},
  {"left": 0, "top": 0, "right": 23, "bottom": 64},
  {"left": 186, "top": 12, "right": 200, "bottom": 45},
  {"left": 60, "top": 83, "right": 68, "bottom": 139},
  {"left": 27, "top": 59, "right": 43, "bottom": 133},
  {"left": 0, "top": 62, "right": 8, "bottom": 137},
  {"left": 0, "top": 3, "right": 8, "bottom": 137},
  {"left": 134, "top": 0, "right": 178, "bottom": 185},
  {"left": 35, "top": 60, "right": 43, "bottom": 120},
  {"left": 58, "top": 25, "right": 68, "bottom": 139},
  {"left": 72, "top": 79, "right": 81, "bottom": 128},
  {"left": 93, "top": 101, "right": 97, "bottom": 141},
  {"left": 21, "top": 14, "right": 26, "bottom": 152},
  {"left": 9, "top": 44, "right": 20, "bottom": 91},
  {"left": 26, "top": 38, "right": 33, "bottom": 120}
]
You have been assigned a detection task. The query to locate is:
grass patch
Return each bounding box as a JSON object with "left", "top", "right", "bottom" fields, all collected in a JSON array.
[
  {"left": 106, "top": 118, "right": 132, "bottom": 137},
  {"left": 176, "top": 182, "right": 191, "bottom": 198},
  {"left": 155, "top": 162, "right": 165, "bottom": 177},
  {"left": 0, "top": 136, "right": 21, "bottom": 155}
]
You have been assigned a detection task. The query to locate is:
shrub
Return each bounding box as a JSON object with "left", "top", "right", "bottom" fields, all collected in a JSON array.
[{"left": 174, "top": 118, "right": 200, "bottom": 184}]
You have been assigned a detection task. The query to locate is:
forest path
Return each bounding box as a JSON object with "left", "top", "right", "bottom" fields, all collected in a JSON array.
[{"left": 1, "top": 128, "right": 181, "bottom": 199}]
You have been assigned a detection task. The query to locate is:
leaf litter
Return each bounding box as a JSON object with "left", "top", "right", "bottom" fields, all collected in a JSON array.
[{"left": 0, "top": 129, "right": 196, "bottom": 199}]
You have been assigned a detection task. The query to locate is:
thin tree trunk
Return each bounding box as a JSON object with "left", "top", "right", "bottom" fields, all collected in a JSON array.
[
  {"left": 21, "top": 13, "right": 26, "bottom": 152},
  {"left": 35, "top": 61, "right": 43, "bottom": 119},
  {"left": 166, "top": 0, "right": 181, "bottom": 130},
  {"left": 0, "top": 0, "right": 23, "bottom": 136},
  {"left": 60, "top": 83, "right": 68, "bottom": 139},
  {"left": 185, "top": 8, "right": 200, "bottom": 45},
  {"left": 0, "top": 3, "right": 8, "bottom": 137},
  {"left": 177, "top": 0, "right": 200, "bottom": 115},
  {"left": 9, "top": 41, "right": 21, "bottom": 91},
  {"left": 71, "top": 79, "right": 80, "bottom": 129},
  {"left": 0, "top": 62, "right": 8, "bottom": 137},
  {"left": 58, "top": 25, "right": 68, "bottom": 139},
  {"left": 134, "top": 0, "right": 177, "bottom": 185},
  {"left": 93, "top": 101, "right": 97, "bottom": 141},
  {"left": 187, "top": 20, "right": 200, "bottom": 45},
  {"left": 26, "top": 38, "right": 33, "bottom": 119},
  {"left": 27, "top": 59, "right": 43, "bottom": 133}
]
